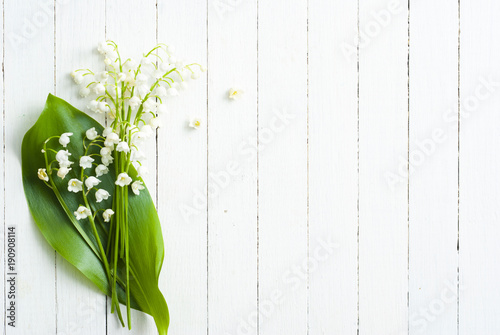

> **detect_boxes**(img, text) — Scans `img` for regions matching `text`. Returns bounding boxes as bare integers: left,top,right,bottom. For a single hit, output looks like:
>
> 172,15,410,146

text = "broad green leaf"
22,94,169,334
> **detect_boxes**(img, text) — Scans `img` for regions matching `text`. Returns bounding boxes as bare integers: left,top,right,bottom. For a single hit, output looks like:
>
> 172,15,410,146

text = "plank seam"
457,0,461,334
306,0,310,333
406,1,410,334
53,1,58,333
256,0,260,334
1,0,4,332
356,0,360,333
206,0,210,333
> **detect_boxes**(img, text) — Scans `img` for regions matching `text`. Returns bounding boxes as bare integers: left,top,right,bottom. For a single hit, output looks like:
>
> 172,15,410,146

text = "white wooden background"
1,0,500,334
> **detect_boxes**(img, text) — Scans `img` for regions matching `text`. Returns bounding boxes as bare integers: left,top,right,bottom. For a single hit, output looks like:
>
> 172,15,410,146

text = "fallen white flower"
228,88,244,100
189,118,202,129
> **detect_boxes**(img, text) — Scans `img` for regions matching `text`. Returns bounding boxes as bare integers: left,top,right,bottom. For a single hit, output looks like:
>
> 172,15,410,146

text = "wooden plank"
105,0,158,333
156,0,208,334
207,1,258,335
459,0,500,333
54,1,107,334
309,0,358,333
0,2,4,333
358,0,409,333
408,1,459,334
258,0,308,333
4,0,56,333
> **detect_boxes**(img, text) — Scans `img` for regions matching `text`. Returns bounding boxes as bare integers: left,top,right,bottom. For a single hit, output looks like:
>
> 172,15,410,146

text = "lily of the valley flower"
149,117,162,129
59,132,73,147
68,179,83,193
228,88,244,100
56,150,71,162
131,180,145,195
116,141,130,153
95,189,110,203
70,71,84,85
86,127,99,140
103,127,113,137
80,156,94,169
85,176,101,190
130,148,146,162
57,167,71,179
100,146,113,156
95,164,109,177
74,206,92,220
56,150,73,168
101,155,114,167
137,165,149,177
167,87,179,96
79,87,91,98
189,118,202,129
104,133,120,147
97,101,109,114
115,172,132,187
88,100,99,112
128,96,141,108
103,209,114,222
94,83,106,95
38,168,49,182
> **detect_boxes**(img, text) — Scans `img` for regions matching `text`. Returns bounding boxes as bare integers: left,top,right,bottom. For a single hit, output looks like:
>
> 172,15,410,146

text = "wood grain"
460,0,500,334
55,1,107,334
309,0,358,333
408,1,459,334
358,0,409,333
157,0,208,334
4,0,56,334
207,1,258,335
3,1,500,334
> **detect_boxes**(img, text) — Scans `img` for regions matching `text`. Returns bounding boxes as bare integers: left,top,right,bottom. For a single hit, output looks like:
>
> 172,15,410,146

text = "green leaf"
22,94,169,334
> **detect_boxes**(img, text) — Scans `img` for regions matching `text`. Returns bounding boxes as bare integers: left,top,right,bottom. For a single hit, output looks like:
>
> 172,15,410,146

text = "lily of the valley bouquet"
21,41,205,335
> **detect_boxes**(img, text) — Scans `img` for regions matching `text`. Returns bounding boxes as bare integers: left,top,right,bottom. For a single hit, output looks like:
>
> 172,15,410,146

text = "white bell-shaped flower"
115,172,132,187
116,141,130,153
103,209,114,222
95,164,109,177
80,156,94,169
68,179,83,193
86,127,98,140
131,180,145,195
59,132,73,148
57,167,71,179
95,189,110,203
85,176,101,190
74,206,92,220
38,168,49,182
